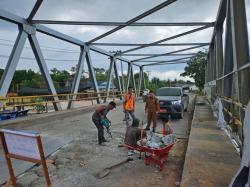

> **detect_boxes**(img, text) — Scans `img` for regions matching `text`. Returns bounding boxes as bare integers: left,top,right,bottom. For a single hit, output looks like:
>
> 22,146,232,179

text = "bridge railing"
205,0,249,154
205,61,250,152
0,90,143,113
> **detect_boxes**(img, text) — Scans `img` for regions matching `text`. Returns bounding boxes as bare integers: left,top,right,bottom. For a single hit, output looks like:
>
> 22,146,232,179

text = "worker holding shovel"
92,101,116,145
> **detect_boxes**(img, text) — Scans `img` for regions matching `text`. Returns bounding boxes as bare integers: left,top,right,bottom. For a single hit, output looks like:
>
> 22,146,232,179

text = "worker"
124,119,147,156
145,90,160,132
123,87,136,125
92,101,116,145
161,115,173,136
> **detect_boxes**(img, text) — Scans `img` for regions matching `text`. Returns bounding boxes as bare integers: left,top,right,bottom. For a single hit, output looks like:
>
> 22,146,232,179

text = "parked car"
156,87,189,119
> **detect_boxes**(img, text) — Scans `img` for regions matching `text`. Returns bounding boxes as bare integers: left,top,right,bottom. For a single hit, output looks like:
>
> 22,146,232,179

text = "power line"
0,54,106,62
0,38,80,53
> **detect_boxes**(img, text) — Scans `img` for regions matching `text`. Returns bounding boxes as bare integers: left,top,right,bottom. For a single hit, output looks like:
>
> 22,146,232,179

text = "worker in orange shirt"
123,87,136,126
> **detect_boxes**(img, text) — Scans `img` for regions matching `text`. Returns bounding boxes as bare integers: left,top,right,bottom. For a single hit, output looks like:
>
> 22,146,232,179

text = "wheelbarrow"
123,142,175,171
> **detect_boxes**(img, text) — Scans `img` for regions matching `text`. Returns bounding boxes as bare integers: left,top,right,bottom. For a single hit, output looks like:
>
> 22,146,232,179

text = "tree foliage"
181,51,207,91
94,67,107,82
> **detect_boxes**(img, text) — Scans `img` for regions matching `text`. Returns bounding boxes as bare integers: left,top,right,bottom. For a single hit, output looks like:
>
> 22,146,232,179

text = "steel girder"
91,42,210,47
29,34,62,111
215,25,224,95
139,56,194,66
138,67,143,96
0,29,27,96
0,7,139,109
122,53,197,57
113,60,122,100
230,0,250,106
210,0,227,45
87,0,177,43
215,25,223,79
0,8,133,65
105,57,116,102
131,65,137,95
141,67,146,90
85,48,101,104
222,0,233,117
143,61,187,66
27,0,43,22
31,20,214,27
122,25,212,54
120,60,125,92
132,44,207,62
126,63,132,91
67,47,87,109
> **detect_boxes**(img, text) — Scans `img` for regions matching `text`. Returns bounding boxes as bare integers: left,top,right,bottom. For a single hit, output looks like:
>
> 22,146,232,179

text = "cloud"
0,0,249,78
149,70,193,81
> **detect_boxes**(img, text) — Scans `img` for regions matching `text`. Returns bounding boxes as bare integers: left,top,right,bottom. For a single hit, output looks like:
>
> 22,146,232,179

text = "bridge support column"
126,63,131,91
0,27,27,97
104,57,115,103
113,60,122,100
222,0,234,125
120,60,125,94
230,0,250,106
230,0,250,153
138,66,143,96
215,25,224,96
131,65,137,96
142,66,146,90
67,47,86,109
86,48,101,104
29,34,62,111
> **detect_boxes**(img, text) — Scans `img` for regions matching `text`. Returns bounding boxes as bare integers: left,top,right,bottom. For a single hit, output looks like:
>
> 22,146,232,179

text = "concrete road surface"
0,95,194,187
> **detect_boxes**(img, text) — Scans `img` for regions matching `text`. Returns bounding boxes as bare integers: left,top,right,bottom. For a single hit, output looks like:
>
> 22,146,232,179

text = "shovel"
95,157,133,179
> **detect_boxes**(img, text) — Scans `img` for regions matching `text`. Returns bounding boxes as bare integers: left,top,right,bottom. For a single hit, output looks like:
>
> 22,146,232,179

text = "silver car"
156,87,189,119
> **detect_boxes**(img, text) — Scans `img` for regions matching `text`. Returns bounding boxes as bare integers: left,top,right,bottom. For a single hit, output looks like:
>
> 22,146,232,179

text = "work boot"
127,150,134,156
144,127,150,131
98,142,107,146
102,138,109,143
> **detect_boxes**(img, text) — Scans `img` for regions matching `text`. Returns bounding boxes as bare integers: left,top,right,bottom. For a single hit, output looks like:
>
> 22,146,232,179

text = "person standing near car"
123,87,136,125
145,90,160,132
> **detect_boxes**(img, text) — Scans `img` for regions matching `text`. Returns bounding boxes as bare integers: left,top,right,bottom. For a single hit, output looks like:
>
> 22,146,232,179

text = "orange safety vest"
124,93,135,110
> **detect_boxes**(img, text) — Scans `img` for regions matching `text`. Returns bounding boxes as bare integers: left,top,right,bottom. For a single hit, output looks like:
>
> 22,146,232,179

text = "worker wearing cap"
145,90,160,132
92,101,116,145
123,87,136,125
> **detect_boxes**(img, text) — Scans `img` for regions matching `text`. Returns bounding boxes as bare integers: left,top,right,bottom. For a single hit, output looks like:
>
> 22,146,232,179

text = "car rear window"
156,88,182,96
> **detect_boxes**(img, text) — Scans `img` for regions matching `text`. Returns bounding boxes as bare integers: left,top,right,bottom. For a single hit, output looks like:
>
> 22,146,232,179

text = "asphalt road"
0,95,194,187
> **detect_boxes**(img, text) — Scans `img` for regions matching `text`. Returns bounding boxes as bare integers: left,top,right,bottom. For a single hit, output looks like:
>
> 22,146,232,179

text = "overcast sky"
0,0,249,81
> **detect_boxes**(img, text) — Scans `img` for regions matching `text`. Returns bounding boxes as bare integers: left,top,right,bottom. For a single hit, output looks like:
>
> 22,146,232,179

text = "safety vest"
124,93,135,110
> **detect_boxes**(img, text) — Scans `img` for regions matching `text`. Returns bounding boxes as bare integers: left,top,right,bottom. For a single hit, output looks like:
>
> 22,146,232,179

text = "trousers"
92,118,105,144
146,112,157,132
124,110,136,125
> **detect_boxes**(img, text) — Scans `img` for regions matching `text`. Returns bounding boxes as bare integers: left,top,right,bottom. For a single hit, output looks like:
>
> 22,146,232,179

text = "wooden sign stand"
0,129,52,187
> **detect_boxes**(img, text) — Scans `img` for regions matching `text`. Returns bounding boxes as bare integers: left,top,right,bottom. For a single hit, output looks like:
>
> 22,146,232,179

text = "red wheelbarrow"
123,142,175,171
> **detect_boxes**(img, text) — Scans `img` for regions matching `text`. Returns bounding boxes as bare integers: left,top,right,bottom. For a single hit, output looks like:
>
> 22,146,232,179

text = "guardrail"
0,91,122,110
205,64,249,152
0,90,143,112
